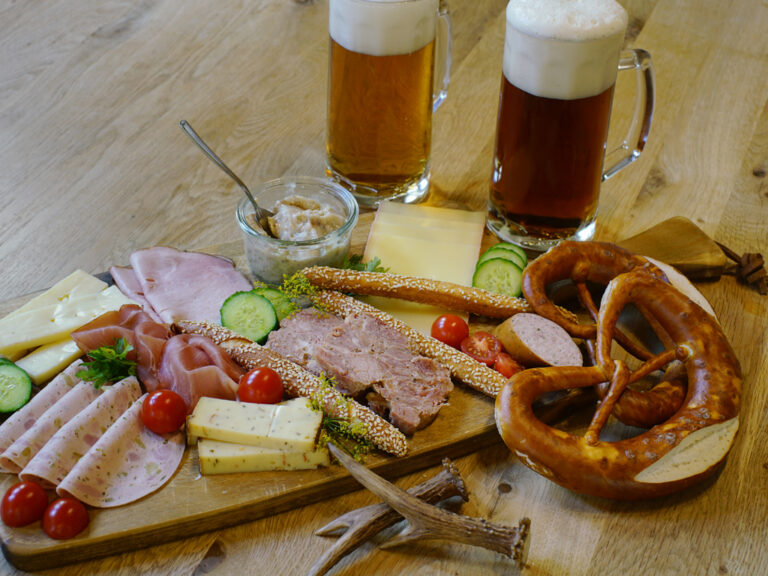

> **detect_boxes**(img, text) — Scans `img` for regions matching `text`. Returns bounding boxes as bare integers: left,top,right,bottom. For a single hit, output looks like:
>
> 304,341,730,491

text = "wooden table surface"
2,0,767,574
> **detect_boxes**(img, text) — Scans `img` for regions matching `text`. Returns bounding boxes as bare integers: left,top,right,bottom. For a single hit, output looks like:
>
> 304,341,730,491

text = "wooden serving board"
0,217,503,572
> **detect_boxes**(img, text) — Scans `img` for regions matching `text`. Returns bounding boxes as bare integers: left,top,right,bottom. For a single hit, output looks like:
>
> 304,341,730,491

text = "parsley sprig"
77,338,137,389
341,254,389,273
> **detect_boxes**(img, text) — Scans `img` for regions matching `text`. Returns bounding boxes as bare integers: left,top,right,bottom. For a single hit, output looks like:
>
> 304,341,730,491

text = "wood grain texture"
1,0,767,574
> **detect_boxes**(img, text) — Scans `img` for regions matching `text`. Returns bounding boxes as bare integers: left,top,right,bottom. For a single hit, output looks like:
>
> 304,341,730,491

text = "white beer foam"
503,0,628,100
329,0,437,57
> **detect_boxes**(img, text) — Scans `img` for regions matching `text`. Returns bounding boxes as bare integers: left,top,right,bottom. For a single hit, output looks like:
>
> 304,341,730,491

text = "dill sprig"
309,374,372,461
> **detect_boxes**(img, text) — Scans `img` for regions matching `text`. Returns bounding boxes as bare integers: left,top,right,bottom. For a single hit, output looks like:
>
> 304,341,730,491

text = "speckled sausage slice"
56,394,185,508
20,377,142,489
494,313,583,367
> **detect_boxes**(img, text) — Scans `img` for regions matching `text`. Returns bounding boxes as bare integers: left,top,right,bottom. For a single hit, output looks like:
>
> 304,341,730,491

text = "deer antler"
309,459,467,576
325,444,531,569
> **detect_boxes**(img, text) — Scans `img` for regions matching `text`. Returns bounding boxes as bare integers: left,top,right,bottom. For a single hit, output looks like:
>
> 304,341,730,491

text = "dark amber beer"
326,0,441,206
488,0,630,249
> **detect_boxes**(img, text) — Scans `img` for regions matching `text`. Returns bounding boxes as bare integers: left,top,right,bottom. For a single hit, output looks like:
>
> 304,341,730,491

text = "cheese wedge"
198,439,330,474
187,397,322,451
363,202,485,335
0,285,136,357
15,338,84,385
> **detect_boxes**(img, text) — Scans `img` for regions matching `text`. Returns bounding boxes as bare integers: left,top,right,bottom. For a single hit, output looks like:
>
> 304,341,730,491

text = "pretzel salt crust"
175,320,408,457
303,266,532,318
312,291,508,398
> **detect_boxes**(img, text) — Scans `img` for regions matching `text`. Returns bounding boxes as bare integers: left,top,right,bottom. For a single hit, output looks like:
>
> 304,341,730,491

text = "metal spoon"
179,120,275,236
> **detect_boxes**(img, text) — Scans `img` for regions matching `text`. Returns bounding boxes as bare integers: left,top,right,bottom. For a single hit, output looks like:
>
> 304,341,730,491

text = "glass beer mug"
326,0,452,207
487,0,655,250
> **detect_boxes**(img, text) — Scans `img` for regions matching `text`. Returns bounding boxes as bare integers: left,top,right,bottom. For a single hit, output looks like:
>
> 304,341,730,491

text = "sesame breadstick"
303,266,531,318
175,320,409,457
311,291,508,398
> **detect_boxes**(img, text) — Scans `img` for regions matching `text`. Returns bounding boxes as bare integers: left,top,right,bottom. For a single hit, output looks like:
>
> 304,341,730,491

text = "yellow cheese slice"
2,270,107,320
0,285,136,357
363,202,486,335
187,397,322,451
198,439,330,474
14,338,84,386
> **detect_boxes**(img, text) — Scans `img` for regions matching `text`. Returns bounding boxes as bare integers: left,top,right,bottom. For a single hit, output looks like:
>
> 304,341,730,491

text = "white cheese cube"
198,439,330,475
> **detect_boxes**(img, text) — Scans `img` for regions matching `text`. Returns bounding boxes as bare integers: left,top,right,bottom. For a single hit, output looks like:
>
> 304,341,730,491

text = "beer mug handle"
602,49,655,181
433,0,452,111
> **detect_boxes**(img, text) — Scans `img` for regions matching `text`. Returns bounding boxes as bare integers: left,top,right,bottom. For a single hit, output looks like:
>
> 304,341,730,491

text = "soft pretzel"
495,270,741,499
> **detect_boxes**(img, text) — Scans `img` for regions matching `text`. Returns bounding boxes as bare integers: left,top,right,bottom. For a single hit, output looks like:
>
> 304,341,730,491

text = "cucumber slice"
0,362,33,414
252,287,295,322
482,242,527,267
472,257,523,298
220,291,278,344
477,246,526,270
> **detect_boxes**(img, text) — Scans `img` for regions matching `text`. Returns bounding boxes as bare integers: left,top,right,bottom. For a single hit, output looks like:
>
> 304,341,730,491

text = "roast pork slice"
265,308,344,374
129,246,252,324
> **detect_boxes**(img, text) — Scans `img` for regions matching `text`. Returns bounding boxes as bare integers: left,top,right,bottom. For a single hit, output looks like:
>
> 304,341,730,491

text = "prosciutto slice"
0,360,82,471
71,304,171,392
0,381,101,473
20,377,142,489
129,246,252,324
109,265,164,323
57,394,185,508
157,334,243,412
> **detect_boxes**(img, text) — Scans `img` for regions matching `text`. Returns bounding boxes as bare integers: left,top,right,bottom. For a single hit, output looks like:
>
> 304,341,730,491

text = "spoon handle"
179,120,263,214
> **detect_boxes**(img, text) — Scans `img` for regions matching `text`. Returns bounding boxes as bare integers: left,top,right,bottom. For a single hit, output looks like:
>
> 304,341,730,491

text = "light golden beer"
488,0,629,249
326,0,439,206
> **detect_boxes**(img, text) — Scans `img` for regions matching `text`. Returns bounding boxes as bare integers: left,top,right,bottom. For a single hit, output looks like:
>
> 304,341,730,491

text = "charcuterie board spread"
0,207,743,572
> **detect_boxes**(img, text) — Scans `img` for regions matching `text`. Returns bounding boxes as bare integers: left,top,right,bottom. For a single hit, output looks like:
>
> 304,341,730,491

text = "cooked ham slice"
0,360,82,472
265,308,344,374
20,377,142,489
0,381,101,473
56,394,185,508
129,246,252,324
157,334,243,413
110,265,164,323
71,304,171,392
267,310,453,435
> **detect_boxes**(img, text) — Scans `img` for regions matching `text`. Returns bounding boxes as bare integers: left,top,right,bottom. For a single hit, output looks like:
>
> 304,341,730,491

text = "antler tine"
309,459,467,576
326,444,531,569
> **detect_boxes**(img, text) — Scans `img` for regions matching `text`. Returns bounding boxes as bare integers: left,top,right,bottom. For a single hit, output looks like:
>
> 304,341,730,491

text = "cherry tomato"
42,498,89,540
238,367,284,404
141,390,187,435
431,314,469,349
494,352,524,378
1,481,49,528
460,331,503,366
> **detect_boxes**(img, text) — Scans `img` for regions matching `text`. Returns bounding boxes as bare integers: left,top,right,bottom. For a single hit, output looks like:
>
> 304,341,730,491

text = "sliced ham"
110,265,164,323
56,394,185,508
20,377,142,489
157,334,243,412
129,246,252,324
71,304,171,392
0,381,101,473
0,360,82,471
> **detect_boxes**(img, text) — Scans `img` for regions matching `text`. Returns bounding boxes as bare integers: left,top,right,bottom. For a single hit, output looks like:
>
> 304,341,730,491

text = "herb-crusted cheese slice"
187,397,322,451
198,439,329,474
268,398,323,452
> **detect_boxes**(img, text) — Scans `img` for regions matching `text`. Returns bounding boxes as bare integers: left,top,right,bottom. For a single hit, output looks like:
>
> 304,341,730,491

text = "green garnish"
309,374,373,461
77,338,137,389
341,254,389,273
